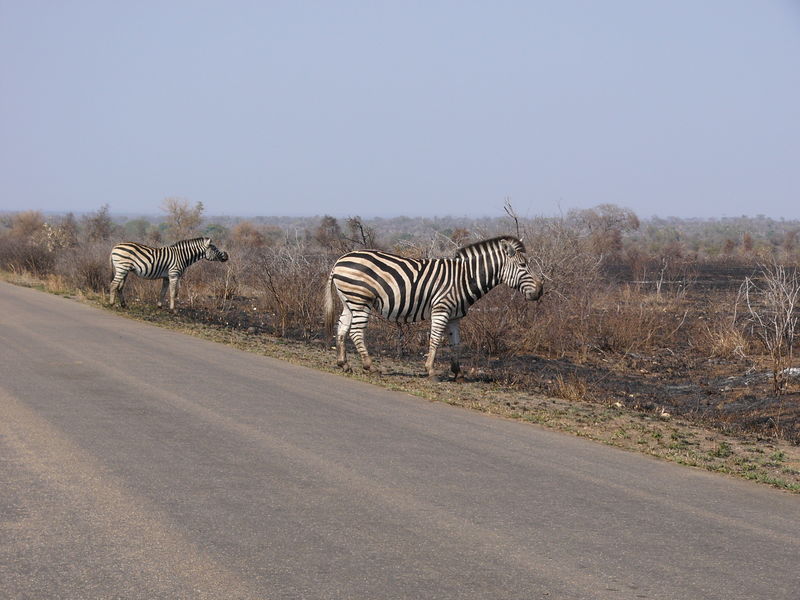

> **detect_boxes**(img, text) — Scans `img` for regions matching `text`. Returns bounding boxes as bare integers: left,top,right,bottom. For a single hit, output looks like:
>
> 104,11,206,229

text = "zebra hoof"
341,363,353,373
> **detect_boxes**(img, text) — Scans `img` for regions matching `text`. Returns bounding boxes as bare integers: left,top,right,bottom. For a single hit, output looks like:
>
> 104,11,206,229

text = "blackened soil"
491,351,800,443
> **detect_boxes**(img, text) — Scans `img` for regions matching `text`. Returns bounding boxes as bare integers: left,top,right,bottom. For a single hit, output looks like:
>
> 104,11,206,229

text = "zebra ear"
204,238,212,248
501,239,517,257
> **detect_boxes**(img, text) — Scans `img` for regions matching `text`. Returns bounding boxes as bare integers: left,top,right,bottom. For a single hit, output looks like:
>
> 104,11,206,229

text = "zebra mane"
168,237,211,248
454,236,526,259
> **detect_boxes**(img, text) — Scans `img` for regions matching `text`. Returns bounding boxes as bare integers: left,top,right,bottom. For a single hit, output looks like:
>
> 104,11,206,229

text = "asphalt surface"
1,280,798,600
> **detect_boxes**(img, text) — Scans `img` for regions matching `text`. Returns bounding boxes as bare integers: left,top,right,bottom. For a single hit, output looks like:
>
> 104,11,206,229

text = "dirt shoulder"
6,272,800,493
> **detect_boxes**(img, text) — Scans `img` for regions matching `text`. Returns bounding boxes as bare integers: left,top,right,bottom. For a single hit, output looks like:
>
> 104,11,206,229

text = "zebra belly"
377,302,432,323
124,262,169,279
131,264,170,279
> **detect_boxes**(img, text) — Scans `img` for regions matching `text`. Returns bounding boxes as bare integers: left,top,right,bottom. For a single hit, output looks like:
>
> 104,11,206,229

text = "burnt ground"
492,351,800,444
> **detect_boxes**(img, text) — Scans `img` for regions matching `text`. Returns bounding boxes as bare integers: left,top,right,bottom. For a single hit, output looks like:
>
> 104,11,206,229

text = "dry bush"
520,280,688,361
461,286,532,356
55,242,108,292
505,215,697,361
566,203,640,259
314,215,379,255
10,211,46,238
162,197,204,240
82,205,115,242
0,235,55,276
114,272,161,305
700,318,750,360
242,242,329,338
230,221,267,248
739,264,800,393
43,215,79,250
366,319,430,360
210,262,242,311
509,216,603,359
694,293,751,359
625,252,697,299
390,231,461,259
586,284,689,355
0,212,54,276
167,259,233,311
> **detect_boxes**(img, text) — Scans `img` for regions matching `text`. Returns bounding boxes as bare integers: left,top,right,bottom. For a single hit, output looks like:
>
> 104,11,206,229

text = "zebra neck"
462,253,502,300
173,240,206,264
185,253,204,266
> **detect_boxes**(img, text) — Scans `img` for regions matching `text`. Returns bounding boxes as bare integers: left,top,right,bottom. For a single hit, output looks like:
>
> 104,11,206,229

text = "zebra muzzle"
525,288,543,302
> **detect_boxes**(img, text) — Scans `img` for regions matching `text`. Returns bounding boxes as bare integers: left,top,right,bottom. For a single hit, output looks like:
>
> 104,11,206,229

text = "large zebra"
109,237,229,310
324,236,543,379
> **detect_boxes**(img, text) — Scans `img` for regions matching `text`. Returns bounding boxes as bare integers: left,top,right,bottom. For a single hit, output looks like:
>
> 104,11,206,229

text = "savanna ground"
2,202,800,492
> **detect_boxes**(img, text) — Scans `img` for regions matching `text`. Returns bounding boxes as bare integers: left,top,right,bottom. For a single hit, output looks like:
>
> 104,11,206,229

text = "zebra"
324,236,543,379
109,237,229,310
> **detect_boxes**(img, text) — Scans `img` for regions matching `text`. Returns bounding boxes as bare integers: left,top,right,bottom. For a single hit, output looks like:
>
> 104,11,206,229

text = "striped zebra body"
324,236,543,379
109,237,228,310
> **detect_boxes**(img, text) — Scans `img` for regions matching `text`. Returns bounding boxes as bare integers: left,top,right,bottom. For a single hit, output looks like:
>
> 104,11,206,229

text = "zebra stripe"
109,237,228,310
324,236,543,379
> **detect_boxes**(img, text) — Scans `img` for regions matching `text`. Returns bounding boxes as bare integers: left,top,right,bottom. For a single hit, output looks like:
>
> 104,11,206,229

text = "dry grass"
700,314,751,359
550,373,590,402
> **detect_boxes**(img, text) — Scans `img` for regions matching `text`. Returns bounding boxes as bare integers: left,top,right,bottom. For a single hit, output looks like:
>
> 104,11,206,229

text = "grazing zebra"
324,236,543,379
109,237,229,310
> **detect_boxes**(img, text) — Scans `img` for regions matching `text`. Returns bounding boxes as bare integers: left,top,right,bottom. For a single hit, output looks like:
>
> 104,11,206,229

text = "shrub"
243,243,329,338
56,243,108,292
0,236,55,276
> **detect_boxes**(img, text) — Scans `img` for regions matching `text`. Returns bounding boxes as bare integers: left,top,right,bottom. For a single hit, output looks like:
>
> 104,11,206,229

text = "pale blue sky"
1,1,799,219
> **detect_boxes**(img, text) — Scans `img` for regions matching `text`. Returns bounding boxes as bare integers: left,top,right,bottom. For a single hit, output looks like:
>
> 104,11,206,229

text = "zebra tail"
323,274,337,338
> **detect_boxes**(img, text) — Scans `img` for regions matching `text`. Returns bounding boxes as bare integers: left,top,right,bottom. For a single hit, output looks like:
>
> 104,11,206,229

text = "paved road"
1,281,798,599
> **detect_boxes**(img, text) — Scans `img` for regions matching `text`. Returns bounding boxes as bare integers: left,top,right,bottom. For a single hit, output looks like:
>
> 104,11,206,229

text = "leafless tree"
740,264,800,393
345,216,379,249
162,197,204,240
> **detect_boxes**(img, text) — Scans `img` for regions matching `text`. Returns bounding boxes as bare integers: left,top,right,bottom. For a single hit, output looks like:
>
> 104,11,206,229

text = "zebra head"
203,238,229,262
499,238,543,302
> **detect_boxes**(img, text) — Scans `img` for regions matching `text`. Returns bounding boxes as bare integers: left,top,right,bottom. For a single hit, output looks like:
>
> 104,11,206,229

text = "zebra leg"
347,307,373,372
110,271,128,308
335,306,353,372
157,278,169,309
109,277,118,306
425,311,450,379
447,319,464,381
168,276,179,311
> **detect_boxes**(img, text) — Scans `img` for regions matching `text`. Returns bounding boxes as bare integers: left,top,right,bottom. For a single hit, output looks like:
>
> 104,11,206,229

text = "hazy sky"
1,1,799,219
